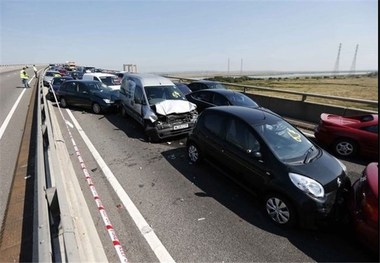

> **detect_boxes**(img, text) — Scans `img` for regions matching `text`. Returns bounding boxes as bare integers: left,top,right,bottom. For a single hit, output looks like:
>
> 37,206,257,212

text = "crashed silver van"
119,73,198,141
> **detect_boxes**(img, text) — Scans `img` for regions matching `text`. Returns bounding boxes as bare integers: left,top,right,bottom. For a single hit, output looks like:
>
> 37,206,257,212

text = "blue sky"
1,0,378,73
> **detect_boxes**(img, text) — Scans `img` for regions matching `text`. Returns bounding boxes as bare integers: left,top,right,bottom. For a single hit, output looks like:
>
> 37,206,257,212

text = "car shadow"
161,146,378,262
104,112,190,144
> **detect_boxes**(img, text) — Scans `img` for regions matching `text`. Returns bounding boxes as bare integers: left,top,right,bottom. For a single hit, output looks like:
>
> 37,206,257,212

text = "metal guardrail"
35,67,81,262
165,75,378,108
34,68,53,261
34,67,109,262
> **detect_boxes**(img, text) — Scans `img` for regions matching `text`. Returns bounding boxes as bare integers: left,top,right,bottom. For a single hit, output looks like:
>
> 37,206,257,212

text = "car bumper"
296,177,351,229
348,178,379,253
146,122,196,139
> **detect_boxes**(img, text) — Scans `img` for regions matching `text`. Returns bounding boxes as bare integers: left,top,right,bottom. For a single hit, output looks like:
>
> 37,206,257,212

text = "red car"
314,113,378,159
348,162,378,254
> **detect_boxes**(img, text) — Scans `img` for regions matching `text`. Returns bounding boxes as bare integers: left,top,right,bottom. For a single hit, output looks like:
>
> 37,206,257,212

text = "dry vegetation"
218,75,378,112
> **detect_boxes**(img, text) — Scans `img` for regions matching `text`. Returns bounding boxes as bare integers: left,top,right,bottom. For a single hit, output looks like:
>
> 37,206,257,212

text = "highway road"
1,68,377,262
0,67,38,229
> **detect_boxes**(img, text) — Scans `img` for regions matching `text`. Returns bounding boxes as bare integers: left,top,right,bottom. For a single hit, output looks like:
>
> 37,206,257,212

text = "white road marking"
65,109,175,263
0,88,27,140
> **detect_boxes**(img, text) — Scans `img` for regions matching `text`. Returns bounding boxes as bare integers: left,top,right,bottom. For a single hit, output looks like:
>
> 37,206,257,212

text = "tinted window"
226,93,259,108
203,112,225,138
62,82,77,92
78,83,88,93
193,91,212,102
134,85,144,104
226,118,260,151
212,93,229,106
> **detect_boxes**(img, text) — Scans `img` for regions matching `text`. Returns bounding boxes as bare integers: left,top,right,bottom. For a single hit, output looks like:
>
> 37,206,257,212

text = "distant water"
249,71,374,79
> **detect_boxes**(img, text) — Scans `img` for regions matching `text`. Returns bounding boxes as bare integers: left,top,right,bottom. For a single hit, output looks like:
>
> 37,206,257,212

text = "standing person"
33,65,38,78
20,67,30,88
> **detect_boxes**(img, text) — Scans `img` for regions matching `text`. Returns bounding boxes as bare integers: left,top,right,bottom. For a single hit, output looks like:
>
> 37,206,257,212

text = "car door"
212,93,230,106
62,81,78,105
222,117,269,191
198,111,228,162
76,82,92,108
126,79,145,125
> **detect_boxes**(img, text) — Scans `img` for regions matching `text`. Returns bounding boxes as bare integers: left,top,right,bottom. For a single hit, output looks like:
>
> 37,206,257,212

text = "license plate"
173,123,189,130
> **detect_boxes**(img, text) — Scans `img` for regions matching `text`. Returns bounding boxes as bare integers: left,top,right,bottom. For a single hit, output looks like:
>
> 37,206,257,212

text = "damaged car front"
143,85,198,141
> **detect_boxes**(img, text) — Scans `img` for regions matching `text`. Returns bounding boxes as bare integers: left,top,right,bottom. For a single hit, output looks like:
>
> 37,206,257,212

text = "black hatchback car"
187,106,351,228
186,89,260,112
188,80,227,92
56,80,119,114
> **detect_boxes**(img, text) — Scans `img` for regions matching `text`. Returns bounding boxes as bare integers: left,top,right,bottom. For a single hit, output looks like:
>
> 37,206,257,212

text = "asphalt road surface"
1,67,377,262
50,98,376,262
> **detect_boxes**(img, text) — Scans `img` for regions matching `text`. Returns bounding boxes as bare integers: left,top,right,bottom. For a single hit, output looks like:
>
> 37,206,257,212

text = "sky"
0,0,378,73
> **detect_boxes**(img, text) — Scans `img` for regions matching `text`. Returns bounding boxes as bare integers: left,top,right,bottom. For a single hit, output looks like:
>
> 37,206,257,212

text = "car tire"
92,103,102,114
120,106,127,118
60,97,67,108
187,141,202,164
144,121,159,143
264,193,296,227
332,138,357,157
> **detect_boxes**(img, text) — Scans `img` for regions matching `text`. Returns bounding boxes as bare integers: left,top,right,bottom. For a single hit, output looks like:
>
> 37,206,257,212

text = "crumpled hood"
154,100,197,115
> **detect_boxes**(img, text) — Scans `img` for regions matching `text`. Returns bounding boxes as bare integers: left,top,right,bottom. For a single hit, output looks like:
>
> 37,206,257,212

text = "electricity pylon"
350,44,359,74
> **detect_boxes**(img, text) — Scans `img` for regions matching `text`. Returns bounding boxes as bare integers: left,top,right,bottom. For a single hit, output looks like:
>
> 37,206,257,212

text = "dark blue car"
56,80,119,114
47,76,73,100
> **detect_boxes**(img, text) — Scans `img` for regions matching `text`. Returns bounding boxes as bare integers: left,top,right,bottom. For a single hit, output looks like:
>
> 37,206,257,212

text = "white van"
82,72,121,90
119,73,198,142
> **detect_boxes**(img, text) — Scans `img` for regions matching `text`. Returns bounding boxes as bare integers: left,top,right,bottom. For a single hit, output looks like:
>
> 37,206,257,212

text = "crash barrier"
165,76,378,123
34,68,107,262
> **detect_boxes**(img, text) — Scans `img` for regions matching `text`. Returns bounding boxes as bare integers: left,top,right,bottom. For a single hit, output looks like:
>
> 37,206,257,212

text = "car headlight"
103,99,114,104
289,173,325,199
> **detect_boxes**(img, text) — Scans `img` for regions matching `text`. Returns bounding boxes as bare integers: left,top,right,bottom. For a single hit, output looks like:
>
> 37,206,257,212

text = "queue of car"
43,66,378,254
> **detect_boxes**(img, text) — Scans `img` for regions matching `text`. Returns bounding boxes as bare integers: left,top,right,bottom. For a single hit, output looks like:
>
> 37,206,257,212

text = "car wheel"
333,138,357,157
187,141,202,164
60,97,67,108
92,103,102,114
144,122,159,142
264,193,296,227
120,106,127,118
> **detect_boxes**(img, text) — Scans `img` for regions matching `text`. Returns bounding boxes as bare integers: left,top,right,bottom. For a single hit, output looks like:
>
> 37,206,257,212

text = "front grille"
158,111,197,124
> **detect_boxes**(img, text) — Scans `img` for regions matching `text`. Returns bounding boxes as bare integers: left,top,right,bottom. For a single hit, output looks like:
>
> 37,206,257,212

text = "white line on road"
66,109,176,263
0,76,37,140
0,88,27,140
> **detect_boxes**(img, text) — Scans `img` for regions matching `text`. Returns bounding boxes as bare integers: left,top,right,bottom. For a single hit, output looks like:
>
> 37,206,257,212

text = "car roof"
83,72,116,77
203,106,279,126
123,73,174,86
64,79,98,84
190,89,239,96
190,80,221,84
53,76,73,79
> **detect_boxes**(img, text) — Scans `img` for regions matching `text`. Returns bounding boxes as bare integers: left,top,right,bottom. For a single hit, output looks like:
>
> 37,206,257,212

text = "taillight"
361,183,379,224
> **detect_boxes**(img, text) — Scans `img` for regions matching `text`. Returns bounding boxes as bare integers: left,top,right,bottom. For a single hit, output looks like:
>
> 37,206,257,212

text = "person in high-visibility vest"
20,67,30,88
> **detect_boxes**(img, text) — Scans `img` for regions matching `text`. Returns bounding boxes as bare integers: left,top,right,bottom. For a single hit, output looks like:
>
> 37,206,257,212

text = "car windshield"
254,119,315,162
227,93,259,107
145,85,185,105
100,76,120,86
